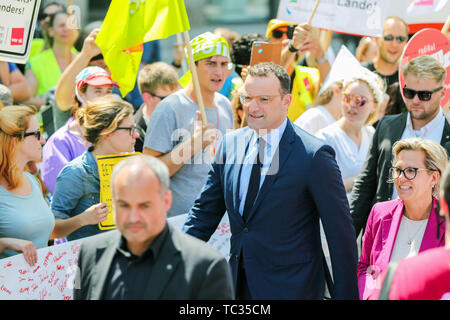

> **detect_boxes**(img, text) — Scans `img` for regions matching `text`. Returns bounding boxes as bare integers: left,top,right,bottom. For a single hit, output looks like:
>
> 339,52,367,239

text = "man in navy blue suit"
183,62,358,300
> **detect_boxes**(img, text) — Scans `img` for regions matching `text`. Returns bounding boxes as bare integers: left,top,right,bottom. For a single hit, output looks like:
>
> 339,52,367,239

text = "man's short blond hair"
138,62,179,94
403,55,446,85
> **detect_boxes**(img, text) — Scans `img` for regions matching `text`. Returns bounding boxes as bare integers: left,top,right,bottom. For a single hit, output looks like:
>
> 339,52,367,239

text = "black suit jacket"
74,224,234,300
349,112,450,237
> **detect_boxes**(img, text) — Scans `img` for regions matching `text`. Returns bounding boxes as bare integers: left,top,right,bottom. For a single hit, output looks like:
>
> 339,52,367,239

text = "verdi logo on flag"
96,0,190,97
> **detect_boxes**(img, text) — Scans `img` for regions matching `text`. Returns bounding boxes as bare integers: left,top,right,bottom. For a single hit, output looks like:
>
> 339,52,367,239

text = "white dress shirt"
238,119,287,216
392,109,446,199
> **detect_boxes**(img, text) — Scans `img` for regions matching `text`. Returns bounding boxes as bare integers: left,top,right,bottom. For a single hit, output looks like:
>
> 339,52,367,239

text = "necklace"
405,217,428,246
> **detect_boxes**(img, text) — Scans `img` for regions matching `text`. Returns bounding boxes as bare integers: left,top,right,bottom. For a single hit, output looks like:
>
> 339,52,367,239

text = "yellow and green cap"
178,32,230,88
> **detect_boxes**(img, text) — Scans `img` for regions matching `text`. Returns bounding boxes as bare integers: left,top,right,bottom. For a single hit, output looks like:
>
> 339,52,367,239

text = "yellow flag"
96,0,190,97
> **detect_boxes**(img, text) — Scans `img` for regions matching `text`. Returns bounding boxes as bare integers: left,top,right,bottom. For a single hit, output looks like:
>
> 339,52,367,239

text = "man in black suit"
350,55,449,238
74,155,234,300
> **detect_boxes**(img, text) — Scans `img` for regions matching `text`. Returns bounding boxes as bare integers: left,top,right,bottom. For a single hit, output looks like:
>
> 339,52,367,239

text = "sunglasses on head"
383,34,406,43
271,25,296,39
402,85,443,101
343,93,369,107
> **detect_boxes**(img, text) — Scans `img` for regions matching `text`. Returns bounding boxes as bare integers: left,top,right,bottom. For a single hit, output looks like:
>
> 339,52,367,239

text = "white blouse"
316,122,375,179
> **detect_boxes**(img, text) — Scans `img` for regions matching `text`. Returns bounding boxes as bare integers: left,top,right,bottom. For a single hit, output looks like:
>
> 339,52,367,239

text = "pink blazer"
357,198,445,300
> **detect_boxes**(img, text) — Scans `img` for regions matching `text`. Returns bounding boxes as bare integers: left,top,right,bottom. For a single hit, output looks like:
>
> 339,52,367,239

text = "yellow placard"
97,152,140,230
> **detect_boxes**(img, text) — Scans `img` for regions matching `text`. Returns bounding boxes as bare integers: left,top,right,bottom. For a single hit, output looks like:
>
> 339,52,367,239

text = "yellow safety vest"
287,65,320,123
27,48,78,96
29,38,45,60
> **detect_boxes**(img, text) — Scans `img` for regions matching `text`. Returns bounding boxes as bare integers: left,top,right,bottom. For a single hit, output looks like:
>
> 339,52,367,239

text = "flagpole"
441,14,450,37
68,0,73,64
176,33,188,73
307,0,321,25
183,31,207,124
183,30,215,159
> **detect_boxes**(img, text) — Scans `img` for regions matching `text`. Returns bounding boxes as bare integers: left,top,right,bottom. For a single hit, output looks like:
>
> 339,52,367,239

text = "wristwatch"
288,40,299,53
316,53,328,63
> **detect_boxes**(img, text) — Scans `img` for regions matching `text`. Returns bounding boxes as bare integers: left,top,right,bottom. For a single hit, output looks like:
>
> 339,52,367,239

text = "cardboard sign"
277,0,449,37
250,42,282,66
0,239,83,300
0,0,41,64
97,152,140,230
399,28,450,108
0,213,231,300
395,0,450,33
320,45,366,94
277,0,389,37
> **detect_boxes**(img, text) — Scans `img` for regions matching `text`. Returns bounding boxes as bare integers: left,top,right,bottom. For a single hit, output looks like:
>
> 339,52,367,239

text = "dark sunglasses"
115,125,137,136
272,25,296,39
402,85,443,101
149,92,168,100
19,130,42,140
343,93,369,107
383,35,407,43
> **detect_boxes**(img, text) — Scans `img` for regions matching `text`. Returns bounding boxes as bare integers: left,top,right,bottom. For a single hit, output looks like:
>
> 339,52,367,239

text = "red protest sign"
399,28,450,108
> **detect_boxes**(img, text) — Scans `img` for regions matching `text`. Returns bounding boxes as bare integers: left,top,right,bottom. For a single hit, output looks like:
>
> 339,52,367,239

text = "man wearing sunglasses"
362,16,409,90
350,55,449,239
133,62,179,152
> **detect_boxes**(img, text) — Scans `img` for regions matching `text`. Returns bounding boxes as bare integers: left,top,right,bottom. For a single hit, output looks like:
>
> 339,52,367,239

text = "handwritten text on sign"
0,213,231,299
0,240,83,300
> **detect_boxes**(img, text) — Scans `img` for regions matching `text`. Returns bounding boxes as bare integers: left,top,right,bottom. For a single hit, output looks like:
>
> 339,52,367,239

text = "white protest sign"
0,213,231,299
167,213,231,261
0,0,41,64
320,45,365,94
0,238,83,300
277,0,389,37
396,0,450,33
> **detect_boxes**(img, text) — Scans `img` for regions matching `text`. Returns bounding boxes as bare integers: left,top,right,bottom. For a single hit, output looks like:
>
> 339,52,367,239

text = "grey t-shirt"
143,90,234,217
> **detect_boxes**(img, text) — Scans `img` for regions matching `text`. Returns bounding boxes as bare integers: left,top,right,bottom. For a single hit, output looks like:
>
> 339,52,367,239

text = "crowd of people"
0,2,449,300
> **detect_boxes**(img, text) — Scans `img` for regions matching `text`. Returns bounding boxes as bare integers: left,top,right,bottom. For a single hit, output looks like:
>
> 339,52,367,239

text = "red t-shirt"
371,247,450,300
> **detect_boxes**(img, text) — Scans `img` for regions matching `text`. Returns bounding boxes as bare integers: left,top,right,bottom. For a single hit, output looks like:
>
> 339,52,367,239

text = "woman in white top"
316,69,385,196
294,80,343,135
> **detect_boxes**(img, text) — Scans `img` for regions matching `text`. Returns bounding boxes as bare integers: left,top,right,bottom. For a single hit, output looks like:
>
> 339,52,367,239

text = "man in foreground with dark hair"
184,62,358,300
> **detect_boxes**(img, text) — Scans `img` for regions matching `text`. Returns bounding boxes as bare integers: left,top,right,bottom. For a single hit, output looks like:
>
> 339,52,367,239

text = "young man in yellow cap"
143,32,234,217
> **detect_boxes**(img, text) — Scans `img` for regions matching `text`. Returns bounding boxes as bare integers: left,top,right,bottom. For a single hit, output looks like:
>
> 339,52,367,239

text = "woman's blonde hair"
75,95,134,147
313,80,343,107
392,138,448,198
0,105,38,189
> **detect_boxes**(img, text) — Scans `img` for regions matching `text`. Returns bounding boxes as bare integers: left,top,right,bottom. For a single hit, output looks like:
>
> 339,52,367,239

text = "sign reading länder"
0,0,41,64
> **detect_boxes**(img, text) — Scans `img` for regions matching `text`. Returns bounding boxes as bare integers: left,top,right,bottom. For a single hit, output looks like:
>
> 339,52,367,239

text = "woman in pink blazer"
358,138,447,300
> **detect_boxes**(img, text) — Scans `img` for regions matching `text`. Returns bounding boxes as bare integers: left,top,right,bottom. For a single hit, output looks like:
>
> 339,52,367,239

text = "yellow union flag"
96,0,190,97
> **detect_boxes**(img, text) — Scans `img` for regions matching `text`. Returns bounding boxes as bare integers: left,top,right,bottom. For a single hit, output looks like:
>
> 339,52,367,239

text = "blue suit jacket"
183,120,359,299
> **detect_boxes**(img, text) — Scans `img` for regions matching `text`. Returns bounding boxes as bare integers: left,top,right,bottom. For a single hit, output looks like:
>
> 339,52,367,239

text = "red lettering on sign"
53,251,67,263
0,285,11,295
